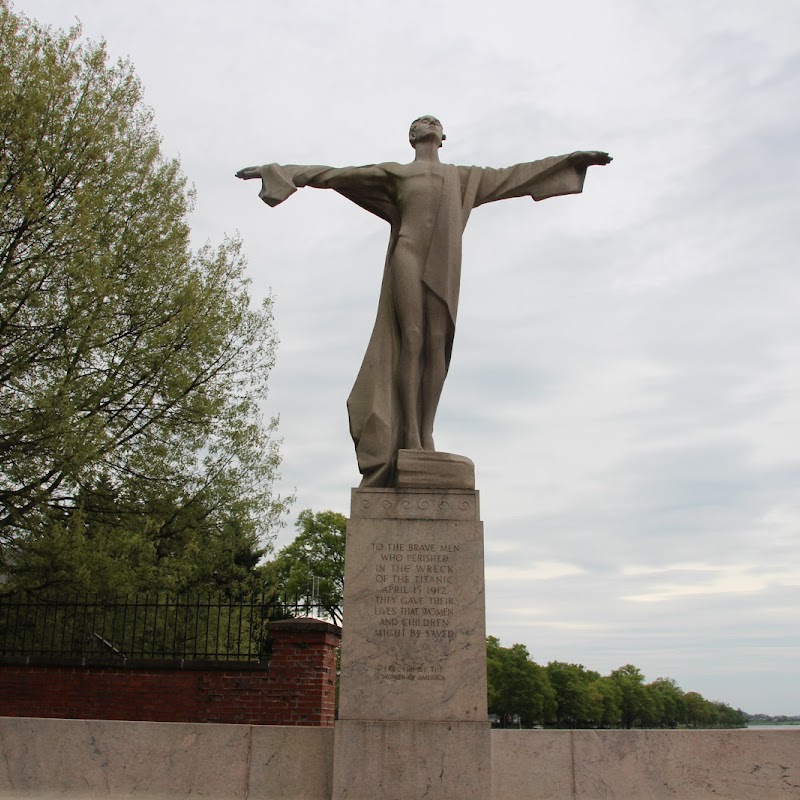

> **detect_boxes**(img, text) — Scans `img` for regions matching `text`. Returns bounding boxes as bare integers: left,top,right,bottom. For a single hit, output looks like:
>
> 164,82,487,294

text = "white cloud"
622,562,720,576
486,562,586,582
622,561,800,602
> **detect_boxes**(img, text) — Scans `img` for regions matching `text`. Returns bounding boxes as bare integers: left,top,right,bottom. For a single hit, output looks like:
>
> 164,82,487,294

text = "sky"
14,0,800,716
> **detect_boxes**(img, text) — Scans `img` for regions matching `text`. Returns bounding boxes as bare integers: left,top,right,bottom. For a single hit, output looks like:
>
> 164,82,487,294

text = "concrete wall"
0,718,797,799
0,717,333,800
492,728,800,799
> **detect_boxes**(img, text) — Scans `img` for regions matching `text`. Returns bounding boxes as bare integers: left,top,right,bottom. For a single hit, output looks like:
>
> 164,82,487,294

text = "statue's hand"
571,151,612,168
235,165,264,180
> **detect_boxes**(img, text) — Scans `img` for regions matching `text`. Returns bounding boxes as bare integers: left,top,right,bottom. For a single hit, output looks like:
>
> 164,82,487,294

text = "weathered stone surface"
492,729,800,800
249,726,334,800
351,487,479,521
572,728,800,799
492,729,573,800
332,720,491,800
395,449,475,489
333,487,490,800
1,718,799,799
338,489,487,723
0,716,251,799
238,119,611,487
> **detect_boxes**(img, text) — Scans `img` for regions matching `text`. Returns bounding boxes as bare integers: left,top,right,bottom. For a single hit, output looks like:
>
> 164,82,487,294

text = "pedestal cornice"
351,487,480,521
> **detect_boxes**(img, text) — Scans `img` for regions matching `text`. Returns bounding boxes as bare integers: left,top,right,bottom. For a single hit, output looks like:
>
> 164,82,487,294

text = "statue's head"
409,116,445,148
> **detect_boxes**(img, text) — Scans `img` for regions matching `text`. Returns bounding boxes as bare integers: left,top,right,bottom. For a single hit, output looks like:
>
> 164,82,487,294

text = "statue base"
395,449,475,489
332,486,489,800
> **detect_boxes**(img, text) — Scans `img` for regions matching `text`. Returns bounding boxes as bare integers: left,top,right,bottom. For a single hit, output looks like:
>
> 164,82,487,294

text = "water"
745,724,800,730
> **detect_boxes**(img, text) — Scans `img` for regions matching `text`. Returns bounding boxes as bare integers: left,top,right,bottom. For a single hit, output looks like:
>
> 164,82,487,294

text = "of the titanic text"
371,540,463,680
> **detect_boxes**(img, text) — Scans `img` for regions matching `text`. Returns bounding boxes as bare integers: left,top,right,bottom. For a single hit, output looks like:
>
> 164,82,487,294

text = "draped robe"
256,155,589,486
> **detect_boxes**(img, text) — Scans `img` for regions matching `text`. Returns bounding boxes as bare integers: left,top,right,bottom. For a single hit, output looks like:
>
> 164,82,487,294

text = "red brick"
0,621,340,726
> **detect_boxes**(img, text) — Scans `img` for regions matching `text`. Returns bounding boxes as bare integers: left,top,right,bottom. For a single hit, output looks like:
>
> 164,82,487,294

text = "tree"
263,510,346,624
586,676,622,727
648,678,686,728
712,701,746,728
0,4,288,594
683,691,712,727
546,661,602,727
609,665,659,728
487,637,555,727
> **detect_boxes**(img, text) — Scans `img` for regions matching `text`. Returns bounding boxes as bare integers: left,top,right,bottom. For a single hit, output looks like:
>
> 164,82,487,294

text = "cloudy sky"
16,0,799,716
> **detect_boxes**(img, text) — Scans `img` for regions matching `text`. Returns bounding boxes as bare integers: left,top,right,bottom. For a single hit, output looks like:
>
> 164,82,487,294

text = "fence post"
266,618,341,726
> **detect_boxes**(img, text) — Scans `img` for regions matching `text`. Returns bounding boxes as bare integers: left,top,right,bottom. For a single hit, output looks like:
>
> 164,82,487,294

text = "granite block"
491,730,574,800
0,717,250,799
573,729,800,799
1,718,798,799
249,725,334,800
332,719,491,800
339,489,487,722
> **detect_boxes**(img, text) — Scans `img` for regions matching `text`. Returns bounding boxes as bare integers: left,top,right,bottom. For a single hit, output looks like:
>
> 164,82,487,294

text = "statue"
237,116,611,487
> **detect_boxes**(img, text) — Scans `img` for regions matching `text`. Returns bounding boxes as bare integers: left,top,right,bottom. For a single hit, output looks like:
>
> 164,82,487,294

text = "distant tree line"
487,636,747,729
746,714,799,725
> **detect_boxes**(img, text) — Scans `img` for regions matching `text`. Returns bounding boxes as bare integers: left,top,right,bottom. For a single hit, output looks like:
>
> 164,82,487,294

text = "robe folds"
257,155,588,487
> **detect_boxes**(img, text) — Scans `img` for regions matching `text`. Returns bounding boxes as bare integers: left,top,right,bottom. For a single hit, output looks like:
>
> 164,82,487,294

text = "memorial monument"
238,117,610,800
237,116,611,488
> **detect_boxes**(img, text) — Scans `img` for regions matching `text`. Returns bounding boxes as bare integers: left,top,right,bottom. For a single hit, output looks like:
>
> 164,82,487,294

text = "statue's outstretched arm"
467,151,612,207
235,164,339,206
235,166,265,180
236,163,390,208
569,151,612,168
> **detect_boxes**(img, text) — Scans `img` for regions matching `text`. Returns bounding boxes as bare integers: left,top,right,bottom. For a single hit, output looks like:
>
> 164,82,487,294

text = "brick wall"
0,617,340,726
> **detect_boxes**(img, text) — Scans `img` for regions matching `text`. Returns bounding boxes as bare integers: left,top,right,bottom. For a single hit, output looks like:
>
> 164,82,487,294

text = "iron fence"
0,592,323,662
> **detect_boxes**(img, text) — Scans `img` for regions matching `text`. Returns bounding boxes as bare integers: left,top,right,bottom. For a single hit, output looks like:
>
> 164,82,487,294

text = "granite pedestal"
332,488,490,800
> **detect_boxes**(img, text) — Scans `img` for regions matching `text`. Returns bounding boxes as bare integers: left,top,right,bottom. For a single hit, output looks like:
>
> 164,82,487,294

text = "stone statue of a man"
237,116,611,487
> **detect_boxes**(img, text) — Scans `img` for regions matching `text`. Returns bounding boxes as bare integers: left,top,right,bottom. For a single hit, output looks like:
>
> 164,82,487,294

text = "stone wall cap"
0,655,271,671
267,617,342,637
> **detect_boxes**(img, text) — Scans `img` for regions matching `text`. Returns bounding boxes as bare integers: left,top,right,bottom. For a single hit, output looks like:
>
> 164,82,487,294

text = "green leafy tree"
0,4,288,594
487,637,555,727
683,691,712,727
648,677,686,728
587,675,623,727
681,693,745,728
483,646,747,731
546,661,604,727
713,701,746,728
610,664,659,728
263,510,346,624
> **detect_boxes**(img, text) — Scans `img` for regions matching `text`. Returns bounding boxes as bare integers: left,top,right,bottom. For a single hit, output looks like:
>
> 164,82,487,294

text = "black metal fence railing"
0,592,323,663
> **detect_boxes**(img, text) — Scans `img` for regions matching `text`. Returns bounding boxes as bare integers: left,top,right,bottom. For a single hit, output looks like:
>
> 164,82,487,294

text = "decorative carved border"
351,489,480,521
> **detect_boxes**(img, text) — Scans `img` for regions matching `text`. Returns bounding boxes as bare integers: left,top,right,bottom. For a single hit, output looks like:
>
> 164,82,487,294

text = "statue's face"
409,116,445,147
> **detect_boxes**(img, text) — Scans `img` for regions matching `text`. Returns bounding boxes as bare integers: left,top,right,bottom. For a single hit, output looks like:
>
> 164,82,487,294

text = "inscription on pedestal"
339,489,487,721
373,541,457,653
